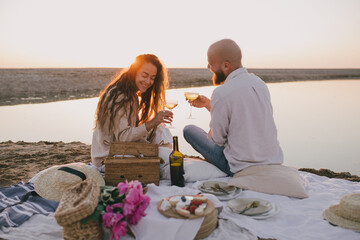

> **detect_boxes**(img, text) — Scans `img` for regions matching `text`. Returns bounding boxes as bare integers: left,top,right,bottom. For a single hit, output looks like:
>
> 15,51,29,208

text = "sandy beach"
1,141,359,188
0,141,91,187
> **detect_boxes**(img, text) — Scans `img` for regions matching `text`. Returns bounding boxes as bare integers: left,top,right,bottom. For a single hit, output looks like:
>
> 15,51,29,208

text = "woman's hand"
145,110,173,131
187,95,211,111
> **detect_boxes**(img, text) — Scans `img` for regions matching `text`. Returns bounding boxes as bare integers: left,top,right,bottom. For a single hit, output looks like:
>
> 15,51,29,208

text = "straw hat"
34,163,105,202
323,193,360,232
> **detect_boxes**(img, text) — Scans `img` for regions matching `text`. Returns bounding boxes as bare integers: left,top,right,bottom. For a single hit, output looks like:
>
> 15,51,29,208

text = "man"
183,39,283,176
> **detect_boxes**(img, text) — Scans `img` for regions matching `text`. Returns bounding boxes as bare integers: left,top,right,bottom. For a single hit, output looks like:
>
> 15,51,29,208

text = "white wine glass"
164,99,178,128
184,92,199,119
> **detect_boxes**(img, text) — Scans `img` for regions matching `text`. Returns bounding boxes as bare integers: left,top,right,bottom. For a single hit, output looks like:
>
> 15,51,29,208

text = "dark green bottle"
169,136,185,187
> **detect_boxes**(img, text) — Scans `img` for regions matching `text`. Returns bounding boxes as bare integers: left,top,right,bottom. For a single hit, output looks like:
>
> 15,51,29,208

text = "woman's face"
135,62,157,93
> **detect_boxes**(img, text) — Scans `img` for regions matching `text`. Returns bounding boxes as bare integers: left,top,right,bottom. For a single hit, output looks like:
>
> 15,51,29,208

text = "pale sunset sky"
0,0,359,69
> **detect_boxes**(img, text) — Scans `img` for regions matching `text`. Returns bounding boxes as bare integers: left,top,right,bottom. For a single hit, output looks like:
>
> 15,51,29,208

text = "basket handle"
122,146,142,158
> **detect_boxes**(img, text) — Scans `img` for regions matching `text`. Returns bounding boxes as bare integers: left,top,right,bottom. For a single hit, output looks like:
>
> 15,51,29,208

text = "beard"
212,70,226,86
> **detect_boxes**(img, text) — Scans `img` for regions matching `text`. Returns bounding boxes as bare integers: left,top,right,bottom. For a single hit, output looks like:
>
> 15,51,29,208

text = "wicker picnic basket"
54,178,103,240
62,220,103,240
104,142,161,186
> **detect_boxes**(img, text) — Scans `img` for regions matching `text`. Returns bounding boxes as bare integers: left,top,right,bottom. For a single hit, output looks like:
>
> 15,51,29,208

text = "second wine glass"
184,92,199,119
164,99,178,128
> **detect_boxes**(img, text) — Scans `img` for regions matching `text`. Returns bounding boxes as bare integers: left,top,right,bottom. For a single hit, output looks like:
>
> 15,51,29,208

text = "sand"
0,141,91,187
1,141,359,188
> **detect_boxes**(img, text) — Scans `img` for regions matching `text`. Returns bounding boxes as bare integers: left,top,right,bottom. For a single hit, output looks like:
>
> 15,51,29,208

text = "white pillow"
184,158,227,182
160,157,227,182
158,146,172,166
228,164,308,198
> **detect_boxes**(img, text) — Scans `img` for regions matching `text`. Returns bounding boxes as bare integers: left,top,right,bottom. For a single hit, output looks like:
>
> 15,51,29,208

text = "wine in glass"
164,99,178,128
184,92,199,119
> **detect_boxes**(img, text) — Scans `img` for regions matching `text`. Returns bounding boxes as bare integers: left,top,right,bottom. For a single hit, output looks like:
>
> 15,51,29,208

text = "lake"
1,80,359,175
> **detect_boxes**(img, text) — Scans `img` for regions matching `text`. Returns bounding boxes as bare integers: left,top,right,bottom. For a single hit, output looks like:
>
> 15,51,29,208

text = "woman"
91,54,173,170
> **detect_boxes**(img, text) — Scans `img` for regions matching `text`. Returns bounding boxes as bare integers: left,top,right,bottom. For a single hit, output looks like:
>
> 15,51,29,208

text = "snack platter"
158,194,214,219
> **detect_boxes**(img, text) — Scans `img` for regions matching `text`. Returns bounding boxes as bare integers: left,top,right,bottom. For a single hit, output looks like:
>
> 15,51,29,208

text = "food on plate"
160,199,172,211
195,205,205,216
176,207,191,217
193,196,207,203
161,195,208,218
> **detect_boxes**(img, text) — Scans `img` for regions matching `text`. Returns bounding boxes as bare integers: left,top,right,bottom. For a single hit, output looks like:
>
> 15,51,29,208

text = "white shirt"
210,68,283,173
91,94,149,167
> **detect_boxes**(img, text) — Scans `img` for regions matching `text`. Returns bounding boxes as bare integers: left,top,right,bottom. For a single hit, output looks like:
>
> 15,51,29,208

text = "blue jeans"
183,125,234,176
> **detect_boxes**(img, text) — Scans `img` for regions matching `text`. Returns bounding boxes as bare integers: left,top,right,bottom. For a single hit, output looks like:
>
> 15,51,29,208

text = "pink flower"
102,212,114,229
106,205,113,213
125,188,141,205
128,180,142,192
102,204,124,226
126,195,150,225
123,201,136,216
101,180,151,240
117,181,129,195
110,216,127,240
112,203,124,210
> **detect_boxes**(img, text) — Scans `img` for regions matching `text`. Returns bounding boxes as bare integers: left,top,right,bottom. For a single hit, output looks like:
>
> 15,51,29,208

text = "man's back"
210,68,283,173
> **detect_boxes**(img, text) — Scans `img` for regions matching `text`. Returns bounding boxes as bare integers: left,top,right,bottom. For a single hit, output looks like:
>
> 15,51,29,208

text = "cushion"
228,164,308,198
184,158,227,182
158,146,172,166
160,157,227,182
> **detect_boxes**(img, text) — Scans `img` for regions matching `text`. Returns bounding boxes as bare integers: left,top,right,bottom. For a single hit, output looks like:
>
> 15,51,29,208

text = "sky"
0,0,359,69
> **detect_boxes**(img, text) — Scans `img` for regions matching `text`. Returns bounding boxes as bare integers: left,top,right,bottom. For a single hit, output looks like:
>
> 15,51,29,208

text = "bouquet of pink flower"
82,180,150,240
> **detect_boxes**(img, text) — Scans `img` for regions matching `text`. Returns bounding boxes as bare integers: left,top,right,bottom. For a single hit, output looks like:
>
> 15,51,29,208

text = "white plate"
251,203,279,220
199,181,237,196
227,198,272,216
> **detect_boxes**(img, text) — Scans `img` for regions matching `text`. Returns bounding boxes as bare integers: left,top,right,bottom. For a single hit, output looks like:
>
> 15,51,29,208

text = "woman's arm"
145,110,173,131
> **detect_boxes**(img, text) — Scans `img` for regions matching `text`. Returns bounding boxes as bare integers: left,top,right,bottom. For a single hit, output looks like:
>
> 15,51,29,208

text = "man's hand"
187,95,211,111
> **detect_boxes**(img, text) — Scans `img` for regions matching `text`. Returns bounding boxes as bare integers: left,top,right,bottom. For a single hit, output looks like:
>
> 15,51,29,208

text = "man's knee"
183,124,196,140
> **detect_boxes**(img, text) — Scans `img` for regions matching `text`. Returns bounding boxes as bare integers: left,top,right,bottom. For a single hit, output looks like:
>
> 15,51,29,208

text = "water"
0,80,359,175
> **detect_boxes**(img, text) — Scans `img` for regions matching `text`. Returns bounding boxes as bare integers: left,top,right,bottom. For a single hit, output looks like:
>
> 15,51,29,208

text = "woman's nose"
146,77,154,85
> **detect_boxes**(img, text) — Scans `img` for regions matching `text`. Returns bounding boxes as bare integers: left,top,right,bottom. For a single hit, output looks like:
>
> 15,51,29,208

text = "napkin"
129,184,205,240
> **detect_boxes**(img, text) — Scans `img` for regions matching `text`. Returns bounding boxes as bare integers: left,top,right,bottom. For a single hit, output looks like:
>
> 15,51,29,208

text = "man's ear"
222,61,231,75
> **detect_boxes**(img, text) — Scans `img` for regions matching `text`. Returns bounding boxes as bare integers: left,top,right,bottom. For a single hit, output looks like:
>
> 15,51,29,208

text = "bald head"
207,39,242,70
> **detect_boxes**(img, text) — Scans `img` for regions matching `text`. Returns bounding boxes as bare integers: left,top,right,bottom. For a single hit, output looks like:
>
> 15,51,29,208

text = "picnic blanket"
1,171,359,240
0,182,58,227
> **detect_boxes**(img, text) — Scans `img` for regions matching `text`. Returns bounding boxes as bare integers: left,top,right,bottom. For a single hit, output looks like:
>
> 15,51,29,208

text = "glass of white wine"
184,92,199,119
164,99,178,128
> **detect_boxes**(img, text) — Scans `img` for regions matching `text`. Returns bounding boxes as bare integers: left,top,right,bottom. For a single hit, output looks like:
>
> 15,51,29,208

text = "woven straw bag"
54,178,103,240
55,178,100,225
62,220,103,240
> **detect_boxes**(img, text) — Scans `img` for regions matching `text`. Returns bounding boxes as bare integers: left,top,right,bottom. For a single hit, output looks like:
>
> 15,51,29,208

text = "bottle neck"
173,136,179,152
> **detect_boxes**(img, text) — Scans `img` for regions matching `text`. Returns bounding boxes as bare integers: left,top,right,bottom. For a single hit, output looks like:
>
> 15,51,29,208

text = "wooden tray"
157,195,215,219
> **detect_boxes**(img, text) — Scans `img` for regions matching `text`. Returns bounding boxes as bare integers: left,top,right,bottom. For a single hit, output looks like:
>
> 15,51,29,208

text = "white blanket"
1,172,359,240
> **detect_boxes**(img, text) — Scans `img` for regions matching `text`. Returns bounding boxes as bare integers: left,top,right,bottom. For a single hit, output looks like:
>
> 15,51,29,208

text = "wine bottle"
169,136,185,187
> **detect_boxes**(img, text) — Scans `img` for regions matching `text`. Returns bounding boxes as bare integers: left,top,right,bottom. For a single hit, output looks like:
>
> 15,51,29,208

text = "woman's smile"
136,62,157,93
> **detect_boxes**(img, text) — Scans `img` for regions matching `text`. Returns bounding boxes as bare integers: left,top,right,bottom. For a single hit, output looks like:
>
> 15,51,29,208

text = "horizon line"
1,67,360,70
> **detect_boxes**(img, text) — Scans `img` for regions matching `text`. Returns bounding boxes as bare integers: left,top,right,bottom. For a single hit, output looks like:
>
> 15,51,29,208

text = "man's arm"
210,92,229,146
